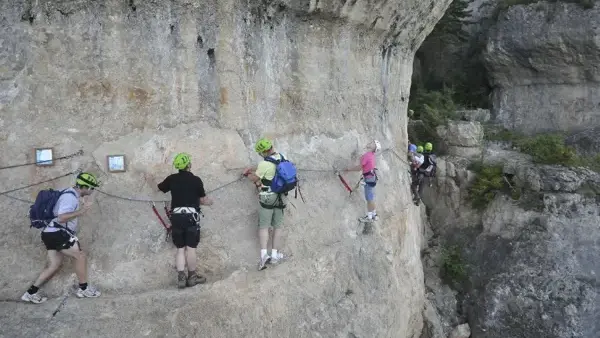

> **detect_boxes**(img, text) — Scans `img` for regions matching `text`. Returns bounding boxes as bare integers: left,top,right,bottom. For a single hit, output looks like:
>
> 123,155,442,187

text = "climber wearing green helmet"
243,137,290,271
422,141,437,186
157,152,214,289
22,172,101,304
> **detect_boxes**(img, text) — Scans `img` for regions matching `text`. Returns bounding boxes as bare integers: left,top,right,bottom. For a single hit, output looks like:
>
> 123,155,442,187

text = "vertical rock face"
485,2,600,133
0,0,451,337
421,119,600,338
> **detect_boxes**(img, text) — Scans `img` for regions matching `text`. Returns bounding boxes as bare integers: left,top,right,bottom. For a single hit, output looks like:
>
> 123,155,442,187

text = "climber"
410,146,426,205
242,138,290,271
21,172,102,304
157,152,214,289
345,139,381,223
408,143,417,162
422,142,437,187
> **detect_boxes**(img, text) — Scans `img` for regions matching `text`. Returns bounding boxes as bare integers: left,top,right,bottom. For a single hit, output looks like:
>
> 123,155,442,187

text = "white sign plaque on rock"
35,148,54,166
107,154,126,173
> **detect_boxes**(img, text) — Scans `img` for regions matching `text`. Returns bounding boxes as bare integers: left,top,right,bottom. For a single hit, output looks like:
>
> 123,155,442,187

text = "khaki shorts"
258,192,286,229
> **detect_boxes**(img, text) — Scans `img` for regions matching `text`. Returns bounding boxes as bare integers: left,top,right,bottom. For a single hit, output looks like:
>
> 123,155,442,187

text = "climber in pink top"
345,139,381,222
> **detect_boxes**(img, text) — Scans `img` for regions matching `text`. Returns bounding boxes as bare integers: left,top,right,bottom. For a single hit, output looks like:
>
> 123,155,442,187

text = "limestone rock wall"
485,2,600,133
0,0,451,337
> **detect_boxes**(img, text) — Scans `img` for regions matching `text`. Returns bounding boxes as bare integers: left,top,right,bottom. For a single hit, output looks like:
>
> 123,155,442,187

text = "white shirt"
43,188,80,233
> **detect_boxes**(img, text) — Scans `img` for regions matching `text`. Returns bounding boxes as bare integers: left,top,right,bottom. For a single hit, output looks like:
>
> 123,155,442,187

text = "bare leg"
185,247,197,272
175,248,186,271
259,228,269,250
271,228,282,251
60,244,87,284
367,201,376,212
32,251,64,287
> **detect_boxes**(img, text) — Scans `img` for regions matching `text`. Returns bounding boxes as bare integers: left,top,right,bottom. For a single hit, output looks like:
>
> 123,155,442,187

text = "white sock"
367,211,373,219
271,249,278,258
373,210,377,216
261,249,268,259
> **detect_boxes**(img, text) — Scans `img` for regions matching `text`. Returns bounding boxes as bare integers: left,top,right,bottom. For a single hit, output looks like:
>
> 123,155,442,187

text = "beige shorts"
258,193,286,229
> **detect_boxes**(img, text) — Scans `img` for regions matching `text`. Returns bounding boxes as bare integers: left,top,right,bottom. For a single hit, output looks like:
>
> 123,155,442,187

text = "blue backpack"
29,189,76,229
264,154,298,194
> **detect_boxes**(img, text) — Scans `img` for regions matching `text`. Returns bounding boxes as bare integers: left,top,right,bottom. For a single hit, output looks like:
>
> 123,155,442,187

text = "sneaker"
177,271,187,289
76,285,101,298
21,291,47,304
186,272,207,287
358,215,374,223
258,255,270,271
269,252,286,265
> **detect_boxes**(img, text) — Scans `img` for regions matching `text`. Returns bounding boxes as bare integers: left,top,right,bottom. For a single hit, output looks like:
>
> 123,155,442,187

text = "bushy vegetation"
486,127,599,170
466,163,507,210
441,245,468,286
408,86,458,147
410,0,490,144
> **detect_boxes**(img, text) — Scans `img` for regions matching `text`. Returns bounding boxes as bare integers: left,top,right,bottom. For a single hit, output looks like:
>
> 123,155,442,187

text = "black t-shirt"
157,171,206,210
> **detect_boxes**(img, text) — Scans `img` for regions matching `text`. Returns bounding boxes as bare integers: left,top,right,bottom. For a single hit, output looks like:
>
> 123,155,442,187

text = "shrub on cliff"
515,134,579,166
408,86,458,147
467,163,506,210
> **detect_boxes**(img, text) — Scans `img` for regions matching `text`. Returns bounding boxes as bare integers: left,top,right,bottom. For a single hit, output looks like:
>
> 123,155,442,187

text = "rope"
0,147,411,205
95,176,246,203
0,150,84,170
0,171,77,197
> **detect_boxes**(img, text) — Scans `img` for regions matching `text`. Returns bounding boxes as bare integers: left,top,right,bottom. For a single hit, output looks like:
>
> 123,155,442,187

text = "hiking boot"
21,291,47,304
186,272,207,287
177,271,187,289
258,255,270,271
76,285,101,298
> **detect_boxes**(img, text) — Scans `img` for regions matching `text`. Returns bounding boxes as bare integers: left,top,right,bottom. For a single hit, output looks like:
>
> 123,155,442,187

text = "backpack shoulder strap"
60,189,77,197
264,154,282,165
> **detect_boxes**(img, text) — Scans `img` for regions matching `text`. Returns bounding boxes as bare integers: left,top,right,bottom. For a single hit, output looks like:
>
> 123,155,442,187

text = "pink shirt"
360,151,376,175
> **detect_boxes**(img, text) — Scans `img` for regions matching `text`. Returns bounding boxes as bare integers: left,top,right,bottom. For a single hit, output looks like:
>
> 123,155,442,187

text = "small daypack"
264,154,298,194
29,189,76,229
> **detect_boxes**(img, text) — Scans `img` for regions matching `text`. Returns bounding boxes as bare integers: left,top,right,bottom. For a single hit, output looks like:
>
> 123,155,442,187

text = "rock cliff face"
485,2,600,133
0,0,451,337
421,120,600,338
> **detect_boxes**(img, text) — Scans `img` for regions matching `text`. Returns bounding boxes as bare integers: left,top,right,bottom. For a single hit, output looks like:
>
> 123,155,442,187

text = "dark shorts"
170,213,200,248
41,230,78,251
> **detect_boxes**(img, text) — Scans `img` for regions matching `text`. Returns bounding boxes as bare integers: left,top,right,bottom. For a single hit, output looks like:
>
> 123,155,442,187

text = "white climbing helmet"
373,140,381,153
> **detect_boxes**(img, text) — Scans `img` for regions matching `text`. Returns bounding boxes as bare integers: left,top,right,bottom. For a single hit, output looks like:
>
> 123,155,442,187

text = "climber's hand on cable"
242,167,253,177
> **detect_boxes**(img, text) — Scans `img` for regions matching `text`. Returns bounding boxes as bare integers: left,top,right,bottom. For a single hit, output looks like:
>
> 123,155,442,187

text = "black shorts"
170,213,200,249
41,230,78,251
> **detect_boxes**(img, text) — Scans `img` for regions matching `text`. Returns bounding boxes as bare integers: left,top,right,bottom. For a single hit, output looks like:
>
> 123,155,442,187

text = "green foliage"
515,134,579,166
408,86,458,147
412,0,490,113
428,0,473,43
484,127,598,169
441,245,467,285
467,163,506,210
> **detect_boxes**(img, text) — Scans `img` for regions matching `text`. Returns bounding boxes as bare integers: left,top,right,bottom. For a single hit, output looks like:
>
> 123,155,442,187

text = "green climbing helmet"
76,172,99,188
417,145,424,153
173,152,191,170
254,138,273,154
425,142,433,152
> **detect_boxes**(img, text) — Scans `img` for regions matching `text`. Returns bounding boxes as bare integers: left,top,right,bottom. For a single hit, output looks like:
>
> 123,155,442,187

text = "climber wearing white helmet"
345,139,381,222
